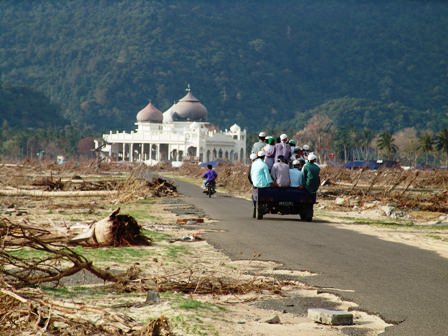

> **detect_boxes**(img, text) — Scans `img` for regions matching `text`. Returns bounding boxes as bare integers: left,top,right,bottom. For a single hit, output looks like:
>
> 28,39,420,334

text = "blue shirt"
250,159,273,188
202,169,217,182
289,168,303,187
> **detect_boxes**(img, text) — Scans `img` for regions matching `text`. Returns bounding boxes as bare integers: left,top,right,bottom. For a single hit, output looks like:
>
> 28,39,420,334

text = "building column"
141,143,145,161
130,143,134,162
122,143,126,161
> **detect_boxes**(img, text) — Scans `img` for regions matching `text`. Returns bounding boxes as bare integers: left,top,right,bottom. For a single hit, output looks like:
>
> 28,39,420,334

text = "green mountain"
1,1,447,132
0,83,67,129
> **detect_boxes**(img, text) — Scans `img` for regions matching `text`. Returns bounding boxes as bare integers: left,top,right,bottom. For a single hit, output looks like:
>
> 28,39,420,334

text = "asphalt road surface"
175,180,448,336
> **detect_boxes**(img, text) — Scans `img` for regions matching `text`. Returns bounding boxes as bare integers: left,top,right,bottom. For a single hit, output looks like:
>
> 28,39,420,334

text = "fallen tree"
0,217,120,288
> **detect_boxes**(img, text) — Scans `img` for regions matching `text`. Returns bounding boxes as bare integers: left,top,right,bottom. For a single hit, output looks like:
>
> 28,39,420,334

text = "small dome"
136,101,163,123
230,123,241,133
171,87,208,122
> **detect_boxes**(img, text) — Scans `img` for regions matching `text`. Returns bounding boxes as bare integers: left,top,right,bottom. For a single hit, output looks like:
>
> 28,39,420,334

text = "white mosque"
97,86,246,166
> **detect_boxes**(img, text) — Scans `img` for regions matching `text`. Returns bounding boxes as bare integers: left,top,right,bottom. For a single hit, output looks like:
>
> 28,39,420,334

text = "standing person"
290,146,304,162
247,153,258,185
289,159,304,188
288,139,296,158
302,153,320,201
250,151,272,188
263,136,276,171
302,144,310,160
274,134,292,163
270,155,290,187
251,132,267,154
201,164,217,193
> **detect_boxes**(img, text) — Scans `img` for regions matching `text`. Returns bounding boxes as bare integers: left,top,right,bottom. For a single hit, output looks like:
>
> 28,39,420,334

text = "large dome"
162,103,176,123
136,101,163,123
171,88,208,122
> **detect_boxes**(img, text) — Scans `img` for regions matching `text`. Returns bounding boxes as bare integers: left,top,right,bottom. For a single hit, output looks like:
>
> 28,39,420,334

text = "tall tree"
435,128,448,166
294,114,334,162
394,128,419,166
417,131,434,165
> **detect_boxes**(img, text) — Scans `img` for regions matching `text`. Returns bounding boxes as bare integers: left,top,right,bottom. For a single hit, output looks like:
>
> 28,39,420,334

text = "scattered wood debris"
175,218,204,224
140,315,174,336
146,177,177,197
0,284,138,335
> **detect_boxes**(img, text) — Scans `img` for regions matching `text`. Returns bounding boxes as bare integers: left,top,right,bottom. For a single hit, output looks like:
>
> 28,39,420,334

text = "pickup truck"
252,187,315,221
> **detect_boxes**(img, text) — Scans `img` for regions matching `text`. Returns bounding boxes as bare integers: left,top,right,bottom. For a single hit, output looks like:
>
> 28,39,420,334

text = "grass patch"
165,245,190,259
117,198,160,221
164,292,225,312
322,211,448,230
42,285,108,299
71,246,155,263
8,231,174,263
427,234,448,242
8,248,50,260
142,229,171,242
170,314,219,336
122,209,160,221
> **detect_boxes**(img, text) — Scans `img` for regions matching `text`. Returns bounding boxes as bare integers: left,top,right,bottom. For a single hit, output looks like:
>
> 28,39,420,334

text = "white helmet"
258,132,266,137
280,134,288,140
303,144,310,151
308,153,317,161
249,153,257,161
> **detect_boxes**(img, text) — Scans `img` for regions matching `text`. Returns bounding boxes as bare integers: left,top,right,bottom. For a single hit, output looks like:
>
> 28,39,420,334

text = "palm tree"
435,128,448,167
376,131,398,160
417,132,434,165
359,128,374,160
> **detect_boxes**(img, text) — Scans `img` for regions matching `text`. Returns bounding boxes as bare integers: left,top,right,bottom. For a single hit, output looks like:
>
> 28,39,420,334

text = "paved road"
175,180,448,336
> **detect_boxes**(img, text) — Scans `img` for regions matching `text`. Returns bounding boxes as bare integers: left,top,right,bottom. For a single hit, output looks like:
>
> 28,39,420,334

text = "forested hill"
1,1,447,133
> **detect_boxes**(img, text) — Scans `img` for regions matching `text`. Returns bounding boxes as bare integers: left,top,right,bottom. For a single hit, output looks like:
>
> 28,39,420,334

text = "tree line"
289,114,448,167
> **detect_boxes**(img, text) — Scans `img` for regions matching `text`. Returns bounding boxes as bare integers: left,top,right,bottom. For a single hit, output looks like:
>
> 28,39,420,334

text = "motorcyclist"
202,164,217,193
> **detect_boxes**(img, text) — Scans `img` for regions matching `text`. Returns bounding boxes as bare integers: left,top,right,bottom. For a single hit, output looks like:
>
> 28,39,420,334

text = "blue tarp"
345,160,400,170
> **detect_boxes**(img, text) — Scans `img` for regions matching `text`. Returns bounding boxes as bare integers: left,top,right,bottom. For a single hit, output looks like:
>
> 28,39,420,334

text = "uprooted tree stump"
72,208,152,247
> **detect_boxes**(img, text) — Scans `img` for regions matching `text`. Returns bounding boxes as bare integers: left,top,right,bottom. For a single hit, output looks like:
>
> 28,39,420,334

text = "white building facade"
99,87,246,165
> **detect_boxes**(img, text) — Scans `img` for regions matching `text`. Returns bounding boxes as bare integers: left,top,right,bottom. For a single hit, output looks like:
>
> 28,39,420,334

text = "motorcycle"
205,181,216,198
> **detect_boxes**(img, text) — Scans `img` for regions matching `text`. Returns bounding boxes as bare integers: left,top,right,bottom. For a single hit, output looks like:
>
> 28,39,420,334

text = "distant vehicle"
344,160,400,170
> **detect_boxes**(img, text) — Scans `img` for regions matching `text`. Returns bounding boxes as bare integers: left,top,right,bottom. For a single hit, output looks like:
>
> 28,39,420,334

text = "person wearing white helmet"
250,150,272,188
263,136,276,171
251,131,267,154
302,152,320,201
302,144,311,159
247,153,258,184
274,133,292,163
289,159,304,188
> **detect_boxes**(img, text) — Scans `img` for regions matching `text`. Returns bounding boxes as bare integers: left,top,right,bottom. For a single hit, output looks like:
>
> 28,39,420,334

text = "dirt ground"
1,160,447,335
